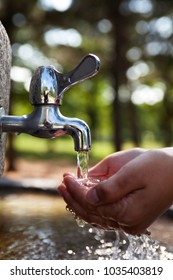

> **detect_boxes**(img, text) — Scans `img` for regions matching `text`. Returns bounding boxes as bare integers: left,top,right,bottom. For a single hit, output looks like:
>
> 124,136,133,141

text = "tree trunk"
127,101,140,146
0,21,11,177
109,0,131,151
109,0,122,151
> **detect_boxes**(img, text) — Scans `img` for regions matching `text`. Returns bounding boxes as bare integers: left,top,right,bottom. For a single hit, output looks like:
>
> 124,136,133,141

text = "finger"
59,183,119,230
63,175,88,200
63,172,76,178
88,153,121,179
59,182,89,219
88,152,123,179
58,181,120,230
88,160,110,181
88,148,145,179
86,160,145,206
58,183,72,206
62,175,97,212
96,200,124,220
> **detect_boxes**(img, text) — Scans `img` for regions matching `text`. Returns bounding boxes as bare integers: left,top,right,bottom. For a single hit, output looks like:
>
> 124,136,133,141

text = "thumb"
86,161,143,205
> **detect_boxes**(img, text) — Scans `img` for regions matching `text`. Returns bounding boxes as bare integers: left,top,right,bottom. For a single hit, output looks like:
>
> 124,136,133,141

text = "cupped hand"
58,148,173,235
58,148,145,230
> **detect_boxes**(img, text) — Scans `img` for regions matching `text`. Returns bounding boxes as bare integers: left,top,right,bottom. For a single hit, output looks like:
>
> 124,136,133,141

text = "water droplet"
67,249,75,255
75,216,87,228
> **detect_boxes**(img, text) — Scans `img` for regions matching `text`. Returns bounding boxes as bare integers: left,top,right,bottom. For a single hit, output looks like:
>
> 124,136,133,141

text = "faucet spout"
0,106,91,151
63,116,91,152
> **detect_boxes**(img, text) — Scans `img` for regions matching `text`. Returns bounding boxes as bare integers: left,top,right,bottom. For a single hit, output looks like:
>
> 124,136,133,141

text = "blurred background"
1,0,173,260
1,0,173,173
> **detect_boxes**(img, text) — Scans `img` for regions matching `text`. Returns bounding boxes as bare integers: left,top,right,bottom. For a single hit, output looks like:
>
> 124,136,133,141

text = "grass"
10,132,164,165
11,134,115,164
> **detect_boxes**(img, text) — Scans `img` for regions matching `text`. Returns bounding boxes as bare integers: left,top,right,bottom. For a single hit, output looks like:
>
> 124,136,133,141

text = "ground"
4,158,77,180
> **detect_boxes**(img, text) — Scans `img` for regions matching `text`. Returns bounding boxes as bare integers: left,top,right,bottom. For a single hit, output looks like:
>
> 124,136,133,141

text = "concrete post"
0,21,11,176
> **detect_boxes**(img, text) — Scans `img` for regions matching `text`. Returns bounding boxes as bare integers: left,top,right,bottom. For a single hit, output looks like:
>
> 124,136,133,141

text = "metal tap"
0,54,100,151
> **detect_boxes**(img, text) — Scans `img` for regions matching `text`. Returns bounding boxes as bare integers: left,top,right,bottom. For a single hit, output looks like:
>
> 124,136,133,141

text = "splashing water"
66,151,173,259
86,227,173,260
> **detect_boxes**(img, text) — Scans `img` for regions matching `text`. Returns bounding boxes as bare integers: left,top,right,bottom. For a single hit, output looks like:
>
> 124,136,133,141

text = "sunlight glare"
129,0,153,15
131,85,164,105
11,66,31,83
40,0,73,12
44,28,82,47
126,47,142,62
155,17,173,38
97,19,112,33
126,61,150,80
145,41,169,56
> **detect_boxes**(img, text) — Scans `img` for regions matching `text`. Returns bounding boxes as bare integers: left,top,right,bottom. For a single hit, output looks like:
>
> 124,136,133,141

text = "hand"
58,148,145,230
58,148,173,235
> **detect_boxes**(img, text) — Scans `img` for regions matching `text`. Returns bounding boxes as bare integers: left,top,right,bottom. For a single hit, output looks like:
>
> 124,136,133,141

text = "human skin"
58,148,173,235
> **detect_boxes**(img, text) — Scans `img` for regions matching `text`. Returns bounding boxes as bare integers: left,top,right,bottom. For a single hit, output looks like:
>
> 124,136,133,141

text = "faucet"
0,54,100,151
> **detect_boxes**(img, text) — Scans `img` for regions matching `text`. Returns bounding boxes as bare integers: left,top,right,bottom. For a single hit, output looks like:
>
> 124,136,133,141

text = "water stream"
77,151,89,179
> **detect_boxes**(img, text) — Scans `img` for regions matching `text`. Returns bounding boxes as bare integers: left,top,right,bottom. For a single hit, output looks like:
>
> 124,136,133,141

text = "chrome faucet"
0,54,100,151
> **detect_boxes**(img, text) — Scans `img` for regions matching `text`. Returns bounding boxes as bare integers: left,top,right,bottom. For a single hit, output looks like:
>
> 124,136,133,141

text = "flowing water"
77,151,89,179
75,151,100,227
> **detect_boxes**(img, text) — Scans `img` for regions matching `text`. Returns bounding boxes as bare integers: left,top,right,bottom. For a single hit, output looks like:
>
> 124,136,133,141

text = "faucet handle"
29,54,100,105
63,53,100,87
